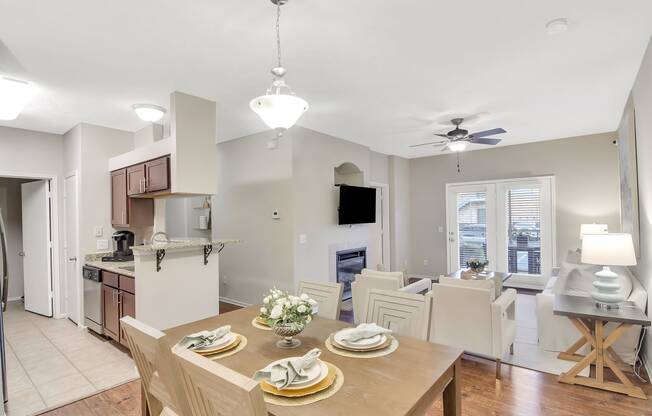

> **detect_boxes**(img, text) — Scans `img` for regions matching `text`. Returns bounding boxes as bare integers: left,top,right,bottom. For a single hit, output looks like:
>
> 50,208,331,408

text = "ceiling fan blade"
410,140,448,148
469,138,502,145
434,134,451,138
468,128,506,138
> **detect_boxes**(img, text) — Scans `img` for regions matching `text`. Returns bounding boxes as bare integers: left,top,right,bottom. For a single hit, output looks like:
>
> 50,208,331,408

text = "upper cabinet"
111,167,154,227
109,92,216,197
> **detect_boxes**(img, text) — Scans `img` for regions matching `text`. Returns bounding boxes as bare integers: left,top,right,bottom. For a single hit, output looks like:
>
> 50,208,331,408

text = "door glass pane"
456,191,487,268
506,188,541,275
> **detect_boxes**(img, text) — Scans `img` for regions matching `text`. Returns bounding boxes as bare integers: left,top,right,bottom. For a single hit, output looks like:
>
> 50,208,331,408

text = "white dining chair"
361,268,406,287
297,280,343,320
172,345,268,416
121,316,190,416
363,288,432,340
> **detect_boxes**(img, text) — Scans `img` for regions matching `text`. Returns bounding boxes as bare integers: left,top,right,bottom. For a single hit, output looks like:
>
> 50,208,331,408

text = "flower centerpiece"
260,288,317,348
466,258,489,274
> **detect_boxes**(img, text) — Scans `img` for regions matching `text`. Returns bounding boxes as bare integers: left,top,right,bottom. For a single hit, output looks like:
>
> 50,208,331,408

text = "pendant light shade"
250,0,308,131
250,91,308,130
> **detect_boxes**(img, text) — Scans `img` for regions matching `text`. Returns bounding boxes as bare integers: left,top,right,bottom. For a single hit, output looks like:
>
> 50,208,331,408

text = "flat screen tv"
338,185,376,225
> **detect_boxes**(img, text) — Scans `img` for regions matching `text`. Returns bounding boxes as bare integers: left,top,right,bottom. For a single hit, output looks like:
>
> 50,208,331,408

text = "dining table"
163,305,464,416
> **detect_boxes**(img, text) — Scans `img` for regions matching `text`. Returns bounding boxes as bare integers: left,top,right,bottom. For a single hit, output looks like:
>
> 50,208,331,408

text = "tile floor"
4,301,139,416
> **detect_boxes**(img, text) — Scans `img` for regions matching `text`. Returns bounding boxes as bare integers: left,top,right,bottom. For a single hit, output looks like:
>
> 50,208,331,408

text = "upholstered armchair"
428,276,517,379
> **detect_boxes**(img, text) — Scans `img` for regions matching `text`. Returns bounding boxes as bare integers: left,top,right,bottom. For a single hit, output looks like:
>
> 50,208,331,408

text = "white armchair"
429,277,517,379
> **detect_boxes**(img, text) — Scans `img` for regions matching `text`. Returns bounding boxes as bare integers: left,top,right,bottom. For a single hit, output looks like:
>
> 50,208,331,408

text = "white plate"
334,328,386,349
262,358,327,390
192,333,235,352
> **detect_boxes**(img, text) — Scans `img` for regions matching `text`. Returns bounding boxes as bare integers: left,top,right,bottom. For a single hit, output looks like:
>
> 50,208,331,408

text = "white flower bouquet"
258,288,318,348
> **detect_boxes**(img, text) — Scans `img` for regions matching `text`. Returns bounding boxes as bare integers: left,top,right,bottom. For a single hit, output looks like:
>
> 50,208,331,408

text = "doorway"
369,182,391,271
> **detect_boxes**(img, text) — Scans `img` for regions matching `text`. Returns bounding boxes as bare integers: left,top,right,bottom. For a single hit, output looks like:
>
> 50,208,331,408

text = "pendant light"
250,0,308,133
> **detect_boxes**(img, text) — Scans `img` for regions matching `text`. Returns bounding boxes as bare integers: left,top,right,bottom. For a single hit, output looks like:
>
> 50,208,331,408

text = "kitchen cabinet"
111,168,154,228
127,164,146,196
145,157,170,193
102,272,136,347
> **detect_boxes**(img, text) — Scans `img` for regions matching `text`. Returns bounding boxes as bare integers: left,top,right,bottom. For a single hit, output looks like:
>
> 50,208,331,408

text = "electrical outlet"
299,234,308,244
96,239,109,250
423,259,429,266
438,226,444,233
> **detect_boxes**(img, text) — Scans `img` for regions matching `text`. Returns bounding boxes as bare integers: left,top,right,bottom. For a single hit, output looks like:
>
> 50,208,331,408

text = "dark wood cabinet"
111,169,128,227
102,272,136,346
126,164,146,196
102,284,120,341
145,157,170,193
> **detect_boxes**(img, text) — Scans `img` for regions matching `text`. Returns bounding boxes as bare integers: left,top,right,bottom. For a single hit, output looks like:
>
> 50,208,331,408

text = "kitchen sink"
119,265,135,272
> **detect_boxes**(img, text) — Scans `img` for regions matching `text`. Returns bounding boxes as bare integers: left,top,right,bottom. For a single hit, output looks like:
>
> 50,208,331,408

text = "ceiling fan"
410,118,506,152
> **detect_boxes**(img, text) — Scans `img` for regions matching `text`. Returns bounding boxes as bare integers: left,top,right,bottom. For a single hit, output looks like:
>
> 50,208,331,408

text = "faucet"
150,231,169,245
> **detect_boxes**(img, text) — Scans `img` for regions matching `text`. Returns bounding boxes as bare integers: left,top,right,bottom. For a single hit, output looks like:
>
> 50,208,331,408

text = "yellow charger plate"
260,362,337,398
256,316,271,327
196,334,242,356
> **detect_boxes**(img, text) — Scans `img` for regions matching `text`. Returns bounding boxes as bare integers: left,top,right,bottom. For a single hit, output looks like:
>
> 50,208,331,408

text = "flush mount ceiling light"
250,0,308,134
0,77,34,121
448,141,468,152
132,104,167,122
546,18,569,35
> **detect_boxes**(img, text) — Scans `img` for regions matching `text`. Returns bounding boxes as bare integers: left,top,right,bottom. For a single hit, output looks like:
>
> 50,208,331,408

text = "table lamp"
581,233,636,309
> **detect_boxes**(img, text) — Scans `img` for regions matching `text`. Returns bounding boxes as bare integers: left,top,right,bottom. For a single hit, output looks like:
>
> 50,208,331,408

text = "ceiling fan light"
249,93,308,130
132,104,166,122
0,77,34,121
448,142,468,152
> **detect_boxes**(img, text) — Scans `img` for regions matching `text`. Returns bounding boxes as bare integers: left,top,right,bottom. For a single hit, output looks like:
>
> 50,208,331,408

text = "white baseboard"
219,296,251,308
7,297,23,302
643,353,652,384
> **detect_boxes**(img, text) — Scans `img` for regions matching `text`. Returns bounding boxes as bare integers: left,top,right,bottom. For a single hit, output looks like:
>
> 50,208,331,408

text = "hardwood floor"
38,303,652,416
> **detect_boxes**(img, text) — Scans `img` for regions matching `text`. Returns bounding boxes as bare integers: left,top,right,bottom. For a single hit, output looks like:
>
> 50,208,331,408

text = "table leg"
558,319,646,399
443,358,461,416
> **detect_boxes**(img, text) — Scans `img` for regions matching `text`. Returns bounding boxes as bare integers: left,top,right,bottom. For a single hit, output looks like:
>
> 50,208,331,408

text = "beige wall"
214,131,295,305
627,36,652,368
408,132,621,276
389,155,411,271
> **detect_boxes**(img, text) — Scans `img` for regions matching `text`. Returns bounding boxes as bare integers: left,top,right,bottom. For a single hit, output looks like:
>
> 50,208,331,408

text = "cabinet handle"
140,177,145,193
121,211,125,225
144,177,149,192
117,291,122,305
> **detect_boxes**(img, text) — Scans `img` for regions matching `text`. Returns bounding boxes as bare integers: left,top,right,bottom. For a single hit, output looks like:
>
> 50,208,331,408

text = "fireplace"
336,248,367,300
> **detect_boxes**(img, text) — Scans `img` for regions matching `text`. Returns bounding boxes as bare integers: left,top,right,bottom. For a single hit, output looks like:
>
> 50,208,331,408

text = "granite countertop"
131,238,242,255
85,260,135,277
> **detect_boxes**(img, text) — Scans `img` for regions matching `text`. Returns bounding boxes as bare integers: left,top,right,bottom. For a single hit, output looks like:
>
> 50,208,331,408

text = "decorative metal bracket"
203,245,213,265
216,243,225,254
156,249,166,272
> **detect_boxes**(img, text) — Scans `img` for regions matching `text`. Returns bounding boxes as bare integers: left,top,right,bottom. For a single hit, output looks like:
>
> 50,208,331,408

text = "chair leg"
510,343,514,355
495,359,502,380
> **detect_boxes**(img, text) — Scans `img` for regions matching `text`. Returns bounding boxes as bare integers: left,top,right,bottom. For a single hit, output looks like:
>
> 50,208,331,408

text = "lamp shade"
581,233,636,266
249,94,308,130
579,223,608,241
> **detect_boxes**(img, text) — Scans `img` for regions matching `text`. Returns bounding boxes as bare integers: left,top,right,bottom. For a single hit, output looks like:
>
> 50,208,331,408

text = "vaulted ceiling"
0,0,651,157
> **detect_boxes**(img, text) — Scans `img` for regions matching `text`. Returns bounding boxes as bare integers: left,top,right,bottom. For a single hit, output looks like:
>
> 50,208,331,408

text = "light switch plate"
96,239,109,250
438,226,444,233
94,226,103,237
299,234,307,244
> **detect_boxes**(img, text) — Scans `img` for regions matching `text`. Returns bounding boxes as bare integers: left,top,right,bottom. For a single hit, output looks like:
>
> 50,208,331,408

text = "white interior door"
64,174,80,324
21,180,53,317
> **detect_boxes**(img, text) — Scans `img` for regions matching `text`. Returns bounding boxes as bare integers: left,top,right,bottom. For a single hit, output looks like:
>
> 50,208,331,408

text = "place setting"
326,322,399,358
177,324,247,359
253,348,344,406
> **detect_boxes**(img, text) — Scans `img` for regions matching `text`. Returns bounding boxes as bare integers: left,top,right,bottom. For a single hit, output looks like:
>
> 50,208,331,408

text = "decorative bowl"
272,322,305,349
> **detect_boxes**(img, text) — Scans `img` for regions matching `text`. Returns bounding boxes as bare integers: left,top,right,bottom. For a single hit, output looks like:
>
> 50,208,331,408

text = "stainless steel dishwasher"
82,265,103,335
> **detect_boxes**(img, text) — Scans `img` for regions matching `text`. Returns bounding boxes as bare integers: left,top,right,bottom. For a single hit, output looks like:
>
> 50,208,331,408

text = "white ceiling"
0,0,651,158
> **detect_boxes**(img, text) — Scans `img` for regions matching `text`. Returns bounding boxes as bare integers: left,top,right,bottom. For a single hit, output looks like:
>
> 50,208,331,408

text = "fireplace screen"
336,248,367,300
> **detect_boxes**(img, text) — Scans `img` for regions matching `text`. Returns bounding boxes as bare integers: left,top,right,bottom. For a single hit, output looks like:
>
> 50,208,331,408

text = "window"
446,177,554,289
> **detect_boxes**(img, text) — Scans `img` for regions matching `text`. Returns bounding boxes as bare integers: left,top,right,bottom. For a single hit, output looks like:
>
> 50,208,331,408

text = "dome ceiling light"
0,77,34,121
250,0,308,136
132,103,166,122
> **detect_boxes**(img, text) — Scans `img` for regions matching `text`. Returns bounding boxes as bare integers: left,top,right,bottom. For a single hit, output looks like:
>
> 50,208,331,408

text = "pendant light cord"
276,3,282,68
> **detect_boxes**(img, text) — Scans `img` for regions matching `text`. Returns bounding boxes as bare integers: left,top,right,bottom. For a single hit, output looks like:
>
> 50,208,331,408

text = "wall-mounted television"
338,185,376,225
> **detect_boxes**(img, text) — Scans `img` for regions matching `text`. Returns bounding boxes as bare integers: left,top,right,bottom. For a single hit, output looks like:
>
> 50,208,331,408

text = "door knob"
68,257,77,262
18,251,25,257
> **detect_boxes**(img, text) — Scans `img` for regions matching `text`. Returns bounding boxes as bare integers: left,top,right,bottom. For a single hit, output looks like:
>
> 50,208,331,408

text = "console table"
554,294,651,399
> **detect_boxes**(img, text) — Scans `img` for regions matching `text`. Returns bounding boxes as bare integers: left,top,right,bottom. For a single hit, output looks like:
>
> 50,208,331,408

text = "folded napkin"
179,325,231,349
253,348,322,390
340,323,392,343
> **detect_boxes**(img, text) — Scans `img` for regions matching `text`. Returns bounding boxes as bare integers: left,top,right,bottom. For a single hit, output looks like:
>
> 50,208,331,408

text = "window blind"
456,191,488,268
506,188,541,274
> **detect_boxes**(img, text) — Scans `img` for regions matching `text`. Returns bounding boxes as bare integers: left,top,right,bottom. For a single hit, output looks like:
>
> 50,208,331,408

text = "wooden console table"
554,295,650,399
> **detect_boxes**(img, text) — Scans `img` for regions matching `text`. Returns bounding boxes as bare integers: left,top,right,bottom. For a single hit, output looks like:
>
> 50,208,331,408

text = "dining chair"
121,316,190,416
172,345,268,416
297,280,343,320
361,268,406,287
363,288,432,340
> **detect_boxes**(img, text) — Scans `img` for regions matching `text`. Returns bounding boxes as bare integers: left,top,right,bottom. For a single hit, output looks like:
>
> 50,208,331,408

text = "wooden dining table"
163,306,463,416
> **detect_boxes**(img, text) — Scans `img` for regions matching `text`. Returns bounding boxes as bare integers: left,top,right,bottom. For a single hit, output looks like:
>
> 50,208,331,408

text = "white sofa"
429,276,517,379
536,251,647,365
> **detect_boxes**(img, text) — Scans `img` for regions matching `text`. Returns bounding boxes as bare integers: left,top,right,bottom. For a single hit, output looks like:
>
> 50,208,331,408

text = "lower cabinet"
102,272,136,347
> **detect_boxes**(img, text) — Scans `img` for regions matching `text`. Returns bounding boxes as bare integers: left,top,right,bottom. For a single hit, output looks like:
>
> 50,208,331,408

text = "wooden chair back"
172,346,267,416
121,316,190,416
297,280,343,320
363,288,431,340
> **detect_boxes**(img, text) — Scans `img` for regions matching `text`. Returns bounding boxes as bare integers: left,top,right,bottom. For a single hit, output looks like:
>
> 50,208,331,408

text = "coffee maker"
102,231,135,262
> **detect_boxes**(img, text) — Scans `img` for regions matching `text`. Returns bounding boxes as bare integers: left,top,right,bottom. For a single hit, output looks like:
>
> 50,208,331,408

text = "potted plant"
466,258,489,274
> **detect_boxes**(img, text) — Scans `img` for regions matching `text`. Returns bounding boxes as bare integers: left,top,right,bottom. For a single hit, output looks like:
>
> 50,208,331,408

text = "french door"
446,177,555,289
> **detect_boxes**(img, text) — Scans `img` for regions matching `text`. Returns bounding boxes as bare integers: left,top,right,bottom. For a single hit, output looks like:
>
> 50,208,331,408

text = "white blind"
506,188,541,275
456,191,487,268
